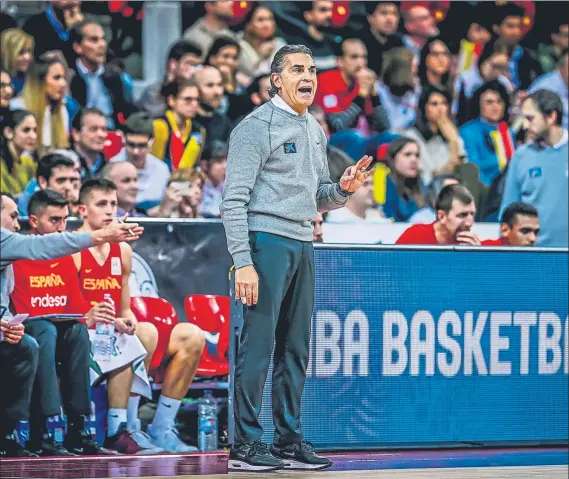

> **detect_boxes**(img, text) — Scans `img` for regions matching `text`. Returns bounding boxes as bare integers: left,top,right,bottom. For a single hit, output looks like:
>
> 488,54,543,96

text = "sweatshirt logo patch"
283,142,297,154
528,167,542,178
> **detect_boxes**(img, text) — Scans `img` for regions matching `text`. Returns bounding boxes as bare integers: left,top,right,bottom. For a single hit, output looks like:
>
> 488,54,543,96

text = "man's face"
169,85,200,119
75,23,107,66
272,53,317,113
197,67,225,110
125,133,151,166
208,0,234,20
406,6,439,39
41,166,80,202
208,158,227,185
176,53,202,80
80,189,118,230
305,1,334,29
438,199,476,239
495,16,522,46
72,113,107,153
31,205,69,234
350,176,375,209
369,3,399,36
522,98,553,142
480,90,505,124
312,212,324,243
553,24,569,50
107,163,139,209
338,40,367,79
503,214,540,246
0,196,20,232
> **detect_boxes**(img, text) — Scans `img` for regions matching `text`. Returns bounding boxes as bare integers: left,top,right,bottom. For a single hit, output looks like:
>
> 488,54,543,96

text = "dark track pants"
233,232,314,446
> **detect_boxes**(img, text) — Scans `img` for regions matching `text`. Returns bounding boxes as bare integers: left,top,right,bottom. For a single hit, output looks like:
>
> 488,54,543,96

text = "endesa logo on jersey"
31,294,68,308
29,274,65,288
83,277,121,291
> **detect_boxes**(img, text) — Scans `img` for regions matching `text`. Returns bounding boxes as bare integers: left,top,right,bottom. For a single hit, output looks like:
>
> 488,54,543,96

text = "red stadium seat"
131,296,179,372
103,130,124,160
184,295,230,376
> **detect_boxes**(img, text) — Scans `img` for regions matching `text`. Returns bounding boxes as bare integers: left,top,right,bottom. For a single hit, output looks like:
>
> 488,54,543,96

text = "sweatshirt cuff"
232,250,253,270
336,183,353,198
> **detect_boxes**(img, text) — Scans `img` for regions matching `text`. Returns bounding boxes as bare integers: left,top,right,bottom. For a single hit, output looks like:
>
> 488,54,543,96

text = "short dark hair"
269,44,313,98
203,140,228,162
71,107,107,132
69,20,101,46
469,79,510,122
123,112,154,137
525,89,564,126
160,78,199,102
0,192,17,209
435,184,474,213
79,178,117,205
28,189,68,217
501,201,538,227
247,73,270,97
204,36,241,66
167,39,202,62
36,153,76,182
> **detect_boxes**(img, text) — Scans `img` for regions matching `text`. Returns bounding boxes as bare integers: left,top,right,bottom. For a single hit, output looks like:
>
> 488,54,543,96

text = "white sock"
107,408,127,437
127,396,141,431
151,395,181,433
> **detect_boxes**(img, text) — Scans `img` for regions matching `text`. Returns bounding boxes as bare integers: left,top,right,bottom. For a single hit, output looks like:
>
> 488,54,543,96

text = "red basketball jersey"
78,243,123,309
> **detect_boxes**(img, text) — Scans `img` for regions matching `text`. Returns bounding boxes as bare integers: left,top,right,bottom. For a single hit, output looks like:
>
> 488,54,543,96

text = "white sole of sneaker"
281,459,332,470
228,459,281,472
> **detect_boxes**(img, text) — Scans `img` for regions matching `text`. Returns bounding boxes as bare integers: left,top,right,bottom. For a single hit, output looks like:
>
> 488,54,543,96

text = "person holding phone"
147,169,206,218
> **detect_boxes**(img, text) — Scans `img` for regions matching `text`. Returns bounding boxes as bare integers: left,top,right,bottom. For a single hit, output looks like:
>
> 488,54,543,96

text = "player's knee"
136,322,159,353
176,323,205,358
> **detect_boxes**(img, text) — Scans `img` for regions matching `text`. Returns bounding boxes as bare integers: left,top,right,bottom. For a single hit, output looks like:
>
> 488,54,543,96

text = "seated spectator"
71,107,108,178
537,20,568,73
377,47,420,131
150,79,205,170
23,0,84,64
200,140,227,218
148,169,206,219
183,0,237,56
69,20,135,129
313,38,389,135
459,80,513,186
418,37,452,91
380,137,424,222
237,4,287,80
500,90,568,247
1,109,38,195
327,175,387,223
234,73,272,125
1,29,34,95
396,183,481,245
312,212,324,242
408,173,459,224
483,201,539,246
11,50,79,156
110,113,169,210
101,162,145,217
528,49,568,129
136,40,202,118
360,1,404,78
194,66,234,146
401,3,439,60
1,69,14,121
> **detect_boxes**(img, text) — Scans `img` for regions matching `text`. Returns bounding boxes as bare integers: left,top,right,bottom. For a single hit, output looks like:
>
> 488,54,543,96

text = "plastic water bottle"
198,390,218,452
93,295,115,362
86,401,97,438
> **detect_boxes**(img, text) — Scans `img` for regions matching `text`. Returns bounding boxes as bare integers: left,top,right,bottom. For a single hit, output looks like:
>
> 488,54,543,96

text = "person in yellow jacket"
151,79,206,170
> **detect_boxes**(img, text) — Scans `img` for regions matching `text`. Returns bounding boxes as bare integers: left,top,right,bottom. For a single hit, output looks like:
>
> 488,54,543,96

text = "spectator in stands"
377,47,420,131
528,49,568,129
151,79,205,170
537,20,568,74
408,173,460,224
101,162,145,217
459,80,513,186
312,212,324,242
194,66,234,146
136,40,202,118
285,1,339,71
183,0,237,56
1,109,38,195
380,137,424,222
70,20,134,129
1,192,20,233
500,90,568,247
1,29,34,95
314,38,390,135
247,73,272,108
23,0,84,64
237,5,287,80
360,1,404,78
418,37,452,91
11,50,78,157
148,169,206,219
75,179,205,453
396,183,481,245
110,112,170,210
483,201,539,246
71,107,108,178
200,140,227,218
401,3,439,59
10,190,114,456
326,175,387,223
1,69,14,121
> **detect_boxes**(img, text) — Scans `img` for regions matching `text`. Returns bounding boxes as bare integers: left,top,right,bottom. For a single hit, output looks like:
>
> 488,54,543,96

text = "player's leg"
147,322,204,452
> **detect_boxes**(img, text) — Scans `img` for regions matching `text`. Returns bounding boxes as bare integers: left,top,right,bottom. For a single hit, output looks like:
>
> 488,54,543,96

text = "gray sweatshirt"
0,228,93,319
220,97,349,269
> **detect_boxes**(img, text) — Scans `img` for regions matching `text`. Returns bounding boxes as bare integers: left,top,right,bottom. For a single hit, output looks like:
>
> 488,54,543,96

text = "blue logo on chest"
283,142,297,154
528,167,542,178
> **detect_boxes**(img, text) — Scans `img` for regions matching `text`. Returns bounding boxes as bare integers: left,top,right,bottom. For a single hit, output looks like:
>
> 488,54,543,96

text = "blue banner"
258,248,569,449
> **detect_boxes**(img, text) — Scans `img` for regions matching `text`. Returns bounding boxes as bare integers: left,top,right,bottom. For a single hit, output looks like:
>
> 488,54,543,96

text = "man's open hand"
339,156,375,193
235,265,259,307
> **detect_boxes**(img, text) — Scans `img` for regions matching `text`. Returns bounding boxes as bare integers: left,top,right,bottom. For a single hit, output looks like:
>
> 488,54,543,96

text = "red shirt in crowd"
396,222,441,245
11,255,90,319
482,237,508,246
313,69,373,115
78,243,123,309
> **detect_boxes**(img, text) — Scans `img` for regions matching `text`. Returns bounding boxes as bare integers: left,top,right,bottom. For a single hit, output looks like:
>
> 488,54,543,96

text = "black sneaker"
27,436,77,456
229,440,284,472
270,440,332,470
64,429,119,455
0,433,38,458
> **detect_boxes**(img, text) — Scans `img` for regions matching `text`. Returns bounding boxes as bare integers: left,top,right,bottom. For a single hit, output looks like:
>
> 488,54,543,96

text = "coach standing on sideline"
220,45,373,472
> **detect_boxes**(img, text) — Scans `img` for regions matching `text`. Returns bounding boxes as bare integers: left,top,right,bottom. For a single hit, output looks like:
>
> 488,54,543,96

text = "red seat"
131,296,179,372
184,295,230,376
103,130,124,159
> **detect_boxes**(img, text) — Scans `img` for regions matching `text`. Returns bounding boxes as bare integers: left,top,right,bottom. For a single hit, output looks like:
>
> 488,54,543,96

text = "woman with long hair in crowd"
418,37,453,91
11,50,79,156
1,69,15,122
0,28,34,95
0,109,38,195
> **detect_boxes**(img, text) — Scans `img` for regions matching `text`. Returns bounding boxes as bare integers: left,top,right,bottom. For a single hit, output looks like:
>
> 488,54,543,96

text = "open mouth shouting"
297,84,314,102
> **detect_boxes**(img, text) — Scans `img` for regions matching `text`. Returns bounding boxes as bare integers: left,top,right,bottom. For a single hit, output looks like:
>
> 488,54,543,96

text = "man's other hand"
235,265,259,307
